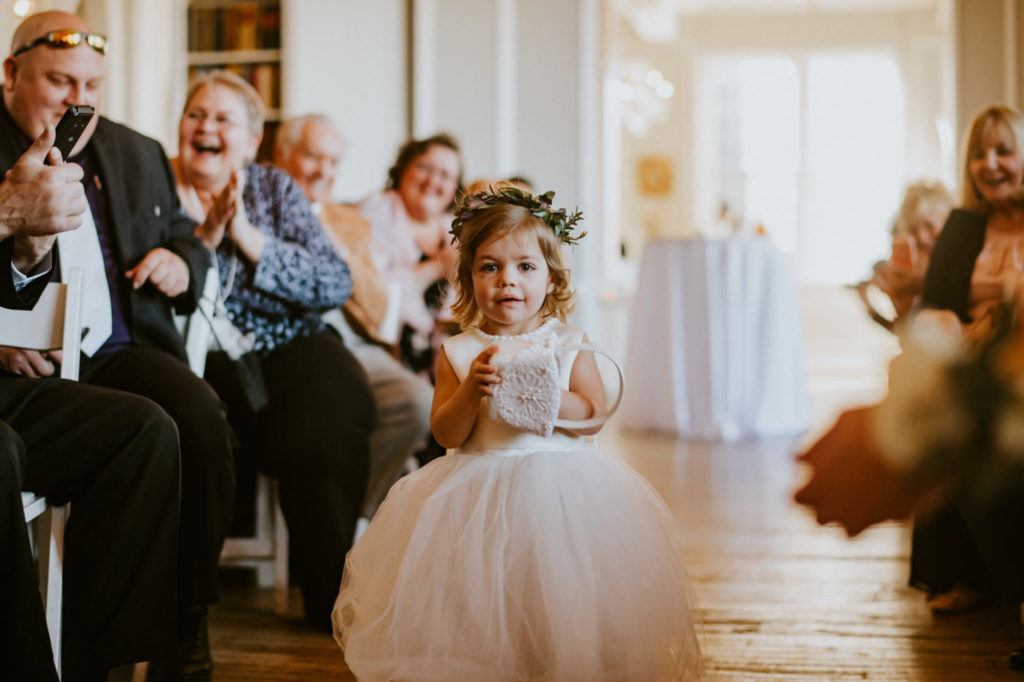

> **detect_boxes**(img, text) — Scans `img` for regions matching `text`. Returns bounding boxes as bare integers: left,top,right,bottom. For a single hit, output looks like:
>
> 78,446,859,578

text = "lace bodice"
441,319,587,454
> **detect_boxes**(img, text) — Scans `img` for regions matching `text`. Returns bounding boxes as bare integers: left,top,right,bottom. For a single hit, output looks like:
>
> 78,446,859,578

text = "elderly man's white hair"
274,113,343,156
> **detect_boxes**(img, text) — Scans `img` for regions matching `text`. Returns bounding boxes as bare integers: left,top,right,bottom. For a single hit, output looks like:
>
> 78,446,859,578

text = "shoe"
926,588,989,614
179,606,213,678
1009,646,1024,671
145,606,213,681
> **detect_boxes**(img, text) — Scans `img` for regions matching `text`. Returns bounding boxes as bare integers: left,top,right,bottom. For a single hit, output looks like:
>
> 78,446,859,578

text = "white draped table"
620,236,809,440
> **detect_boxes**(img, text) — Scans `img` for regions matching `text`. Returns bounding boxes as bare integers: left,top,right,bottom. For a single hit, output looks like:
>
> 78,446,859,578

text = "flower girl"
333,186,703,681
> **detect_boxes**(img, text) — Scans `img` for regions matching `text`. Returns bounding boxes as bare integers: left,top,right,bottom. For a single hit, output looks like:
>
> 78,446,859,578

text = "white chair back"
0,267,82,380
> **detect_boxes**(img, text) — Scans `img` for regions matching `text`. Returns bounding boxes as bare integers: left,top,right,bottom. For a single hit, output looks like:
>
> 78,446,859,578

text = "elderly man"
0,127,180,679
274,114,432,520
0,11,235,679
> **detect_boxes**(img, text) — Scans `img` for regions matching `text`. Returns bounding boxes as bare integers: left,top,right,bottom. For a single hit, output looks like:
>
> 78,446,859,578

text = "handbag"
491,338,624,436
197,245,270,413
203,346,269,413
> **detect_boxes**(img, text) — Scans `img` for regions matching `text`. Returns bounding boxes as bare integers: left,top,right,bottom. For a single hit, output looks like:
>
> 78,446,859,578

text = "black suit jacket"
920,207,990,323
0,112,210,362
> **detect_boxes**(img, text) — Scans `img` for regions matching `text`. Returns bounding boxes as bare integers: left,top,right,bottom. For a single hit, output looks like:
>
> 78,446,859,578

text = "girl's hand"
466,346,501,396
195,172,237,249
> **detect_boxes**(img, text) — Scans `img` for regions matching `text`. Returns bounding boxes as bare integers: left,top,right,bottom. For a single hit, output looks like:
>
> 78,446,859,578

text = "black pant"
0,375,179,679
910,488,1024,602
205,330,375,630
82,346,236,608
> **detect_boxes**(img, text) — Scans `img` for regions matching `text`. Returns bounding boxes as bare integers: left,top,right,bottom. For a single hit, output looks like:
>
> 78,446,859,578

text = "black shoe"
1009,646,1024,672
145,606,213,682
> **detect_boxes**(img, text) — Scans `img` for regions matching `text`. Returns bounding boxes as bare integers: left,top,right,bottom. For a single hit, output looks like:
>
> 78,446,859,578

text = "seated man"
273,114,432,519
0,125,179,682
0,11,235,678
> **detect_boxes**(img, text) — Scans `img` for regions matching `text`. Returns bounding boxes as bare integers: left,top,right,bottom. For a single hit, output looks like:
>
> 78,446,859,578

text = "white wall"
283,0,407,203
954,0,1024,129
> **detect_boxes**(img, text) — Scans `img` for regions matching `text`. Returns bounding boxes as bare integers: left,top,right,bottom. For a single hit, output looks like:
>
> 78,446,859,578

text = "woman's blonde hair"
959,105,1024,209
450,203,575,328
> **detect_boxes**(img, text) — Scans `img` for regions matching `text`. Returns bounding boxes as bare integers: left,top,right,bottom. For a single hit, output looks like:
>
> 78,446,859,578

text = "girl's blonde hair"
892,181,953,237
959,105,1024,209
450,203,575,328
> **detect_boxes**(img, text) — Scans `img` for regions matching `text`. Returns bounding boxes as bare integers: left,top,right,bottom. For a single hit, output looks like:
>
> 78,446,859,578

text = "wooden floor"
194,285,1024,680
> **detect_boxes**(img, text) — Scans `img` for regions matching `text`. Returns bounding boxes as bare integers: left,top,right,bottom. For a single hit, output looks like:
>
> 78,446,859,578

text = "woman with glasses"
357,133,463,378
170,69,375,633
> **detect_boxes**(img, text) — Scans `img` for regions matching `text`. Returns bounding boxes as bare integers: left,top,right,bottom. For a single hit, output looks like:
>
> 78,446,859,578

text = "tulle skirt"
333,446,703,681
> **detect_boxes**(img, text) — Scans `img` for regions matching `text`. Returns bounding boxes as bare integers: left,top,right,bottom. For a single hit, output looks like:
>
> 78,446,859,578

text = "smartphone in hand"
51,105,95,163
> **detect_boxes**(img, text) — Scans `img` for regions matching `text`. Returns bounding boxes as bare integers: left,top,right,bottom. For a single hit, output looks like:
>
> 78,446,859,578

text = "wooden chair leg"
270,481,289,616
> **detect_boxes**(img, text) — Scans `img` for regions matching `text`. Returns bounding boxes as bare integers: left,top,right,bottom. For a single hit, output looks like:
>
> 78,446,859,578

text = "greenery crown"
450,186,586,246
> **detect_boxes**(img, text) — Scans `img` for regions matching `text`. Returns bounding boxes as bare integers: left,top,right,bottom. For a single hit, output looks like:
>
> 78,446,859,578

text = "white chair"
1,267,83,680
177,264,290,615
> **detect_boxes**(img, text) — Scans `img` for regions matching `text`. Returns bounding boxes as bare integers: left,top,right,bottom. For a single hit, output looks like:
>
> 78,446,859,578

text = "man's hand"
0,126,87,271
0,346,61,378
126,247,190,298
794,407,923,537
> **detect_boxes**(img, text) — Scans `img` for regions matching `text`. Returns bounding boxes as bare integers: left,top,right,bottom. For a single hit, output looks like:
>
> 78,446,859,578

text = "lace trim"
470,317,557,343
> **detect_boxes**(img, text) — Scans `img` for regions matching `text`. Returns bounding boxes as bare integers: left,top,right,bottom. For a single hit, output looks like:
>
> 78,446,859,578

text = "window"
695,51,906,283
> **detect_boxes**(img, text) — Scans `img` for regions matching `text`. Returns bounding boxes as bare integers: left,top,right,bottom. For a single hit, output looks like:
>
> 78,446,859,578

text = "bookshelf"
187,0,283,160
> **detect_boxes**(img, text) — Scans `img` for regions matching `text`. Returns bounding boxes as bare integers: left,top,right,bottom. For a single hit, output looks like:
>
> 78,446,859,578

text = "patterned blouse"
216,163,352,354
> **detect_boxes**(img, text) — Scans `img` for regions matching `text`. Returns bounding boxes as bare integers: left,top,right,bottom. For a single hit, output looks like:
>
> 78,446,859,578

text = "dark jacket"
0,112,209,362
920,207,990,322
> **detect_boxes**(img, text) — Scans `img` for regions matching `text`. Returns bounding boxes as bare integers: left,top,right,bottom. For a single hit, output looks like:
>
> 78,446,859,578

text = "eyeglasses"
12,30,108,58
183,109,248,130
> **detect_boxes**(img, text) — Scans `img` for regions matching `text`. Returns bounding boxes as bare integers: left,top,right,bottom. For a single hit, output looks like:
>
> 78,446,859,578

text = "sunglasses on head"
12,29,108,57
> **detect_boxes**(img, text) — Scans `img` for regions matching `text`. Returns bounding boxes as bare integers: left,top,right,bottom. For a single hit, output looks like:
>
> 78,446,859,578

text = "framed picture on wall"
637,156,673,195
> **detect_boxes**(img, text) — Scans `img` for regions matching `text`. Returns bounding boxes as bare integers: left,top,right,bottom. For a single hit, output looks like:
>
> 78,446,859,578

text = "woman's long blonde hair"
959,105,1024,209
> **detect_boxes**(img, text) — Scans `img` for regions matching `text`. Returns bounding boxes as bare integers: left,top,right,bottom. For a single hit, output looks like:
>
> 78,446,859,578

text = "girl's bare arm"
431,346,500,448
560,336,607,435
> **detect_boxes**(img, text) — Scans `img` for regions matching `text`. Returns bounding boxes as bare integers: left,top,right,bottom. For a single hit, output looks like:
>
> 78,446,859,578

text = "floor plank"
204,284,1024,680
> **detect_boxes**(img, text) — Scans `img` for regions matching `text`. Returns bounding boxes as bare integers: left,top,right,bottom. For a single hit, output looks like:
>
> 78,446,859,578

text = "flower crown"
450,186,586,246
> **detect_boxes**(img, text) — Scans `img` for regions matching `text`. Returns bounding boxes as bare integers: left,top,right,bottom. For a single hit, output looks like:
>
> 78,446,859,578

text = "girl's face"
178,83,260,190
398,144,460,222
472,228,554,336
968,121,1024,206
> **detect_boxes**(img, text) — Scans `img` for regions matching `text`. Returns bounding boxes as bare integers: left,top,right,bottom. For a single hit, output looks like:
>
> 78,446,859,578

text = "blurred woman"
171,70,375,631
799,106,1024,667
906,105,1024,614
357,134,462,376
856,181,954,331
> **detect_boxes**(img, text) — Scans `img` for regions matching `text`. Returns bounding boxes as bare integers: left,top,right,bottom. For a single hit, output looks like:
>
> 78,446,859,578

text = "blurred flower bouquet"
872,303,1024,506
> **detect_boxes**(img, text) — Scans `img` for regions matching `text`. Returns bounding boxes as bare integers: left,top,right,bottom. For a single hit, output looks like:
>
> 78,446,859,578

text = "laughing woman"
907,104,1024,616
170,70,376,631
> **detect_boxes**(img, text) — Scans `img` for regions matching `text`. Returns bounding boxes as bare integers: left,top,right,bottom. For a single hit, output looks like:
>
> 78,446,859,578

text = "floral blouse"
217,163,352,354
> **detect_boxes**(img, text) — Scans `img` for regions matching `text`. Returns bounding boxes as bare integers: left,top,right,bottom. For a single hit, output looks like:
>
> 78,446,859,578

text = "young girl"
333,187,703,681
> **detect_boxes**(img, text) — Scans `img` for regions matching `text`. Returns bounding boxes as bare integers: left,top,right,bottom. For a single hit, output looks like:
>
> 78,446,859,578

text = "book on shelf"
188,2,280,53
187,62,280,111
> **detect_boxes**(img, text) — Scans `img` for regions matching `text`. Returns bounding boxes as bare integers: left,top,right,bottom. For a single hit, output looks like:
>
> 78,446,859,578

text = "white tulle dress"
333,319,703,681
